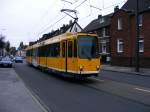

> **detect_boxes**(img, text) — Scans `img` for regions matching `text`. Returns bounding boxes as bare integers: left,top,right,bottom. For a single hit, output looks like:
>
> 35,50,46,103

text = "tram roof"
26,32,97,50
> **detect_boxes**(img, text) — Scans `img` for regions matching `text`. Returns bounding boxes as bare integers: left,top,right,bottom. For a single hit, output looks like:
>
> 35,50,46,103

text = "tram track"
82,77,150,107
14,62,150,112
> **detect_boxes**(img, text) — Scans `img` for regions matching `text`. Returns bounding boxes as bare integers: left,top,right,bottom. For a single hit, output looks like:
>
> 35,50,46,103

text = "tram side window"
74,39,77,57
38,47,42,57
39,46,45,57
47,43,60,57
47,44,51,57
43,46,48,56
32,49,34,56
62,42,66,57
39,47,43,57
45,45,49,57
33,48,38,57
26,50,29,56
38,47,40,57
68,41,72,57
28,50,30,56
48,44,54,57
30,49,33,56
54,43,60,57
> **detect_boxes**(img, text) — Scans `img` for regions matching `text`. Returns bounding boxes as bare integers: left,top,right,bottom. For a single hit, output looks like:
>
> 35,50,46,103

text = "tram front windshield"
78,36,98,58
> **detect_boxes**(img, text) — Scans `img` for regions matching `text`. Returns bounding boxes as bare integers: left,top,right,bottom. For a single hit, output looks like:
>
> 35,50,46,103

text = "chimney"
114,6,119,12
98,15,102,19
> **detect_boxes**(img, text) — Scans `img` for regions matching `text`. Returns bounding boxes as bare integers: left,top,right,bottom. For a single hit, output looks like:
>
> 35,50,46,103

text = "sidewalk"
101,64,150,77
0,68,44,112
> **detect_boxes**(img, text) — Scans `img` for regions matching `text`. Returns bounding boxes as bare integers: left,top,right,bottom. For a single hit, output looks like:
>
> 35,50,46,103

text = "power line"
37,0,88,37
37,15,66,36
90,5,102,11
31,0,58,31
102,0,125,10
35,0,70,37
61,0,73,4
80,0,126,20
36,11,62,35
38,0,126,37
88,0,92,16
74,0,87,9
37,0,125,37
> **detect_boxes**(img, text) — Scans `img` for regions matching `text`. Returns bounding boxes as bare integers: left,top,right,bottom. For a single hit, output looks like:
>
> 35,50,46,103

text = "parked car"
0,56,2,61
0,57,13,67
15,56,23,63
9,55,15,62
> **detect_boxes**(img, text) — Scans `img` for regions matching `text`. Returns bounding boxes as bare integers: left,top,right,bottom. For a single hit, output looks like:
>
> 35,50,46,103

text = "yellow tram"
26,32,100,77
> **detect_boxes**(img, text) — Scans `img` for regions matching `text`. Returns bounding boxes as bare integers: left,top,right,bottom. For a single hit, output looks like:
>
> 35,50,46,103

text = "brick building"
83,14,112,64
110,0,150,67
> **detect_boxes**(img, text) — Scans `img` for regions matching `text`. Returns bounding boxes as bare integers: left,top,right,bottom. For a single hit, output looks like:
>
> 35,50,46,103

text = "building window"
102,28,106,37
139,39,144,53
100,18,104,23
139,27,143,38
117,18,122,30
139,14,142,26
105,27,110,36
117,39,123,53
101,42,107,53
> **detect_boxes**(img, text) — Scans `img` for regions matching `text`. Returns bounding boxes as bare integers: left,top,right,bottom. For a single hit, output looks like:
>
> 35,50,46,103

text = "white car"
15,56,23,63
0,57,13,67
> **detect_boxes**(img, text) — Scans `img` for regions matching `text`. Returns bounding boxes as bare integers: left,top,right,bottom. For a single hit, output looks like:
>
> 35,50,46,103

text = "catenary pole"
135,0,140,72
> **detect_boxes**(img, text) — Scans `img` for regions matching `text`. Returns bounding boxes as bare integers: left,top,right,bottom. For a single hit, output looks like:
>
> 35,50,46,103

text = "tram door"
62,41,67,72
32,48,38,67
67,40,75,73
61,40,77,73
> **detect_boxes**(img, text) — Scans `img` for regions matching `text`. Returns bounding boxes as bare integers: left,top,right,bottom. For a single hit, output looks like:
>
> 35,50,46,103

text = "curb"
14,69,52,112
24,85,52,112
101,69,150,78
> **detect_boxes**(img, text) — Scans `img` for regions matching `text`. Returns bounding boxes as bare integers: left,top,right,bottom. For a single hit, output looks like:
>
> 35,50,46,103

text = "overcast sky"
0,0,126,48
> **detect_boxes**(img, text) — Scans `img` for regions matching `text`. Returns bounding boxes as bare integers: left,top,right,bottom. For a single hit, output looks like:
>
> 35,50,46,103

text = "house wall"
143,11,150,57
111,10,132,66
110,10,150,68
141,11,150,67
96,26,111,64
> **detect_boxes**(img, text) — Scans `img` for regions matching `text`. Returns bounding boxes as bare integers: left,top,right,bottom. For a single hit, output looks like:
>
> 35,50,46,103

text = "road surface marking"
135,88,150,93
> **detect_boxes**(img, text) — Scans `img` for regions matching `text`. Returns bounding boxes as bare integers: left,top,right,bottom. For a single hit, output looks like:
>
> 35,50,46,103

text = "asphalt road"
14,62,150,112
99,70,150,88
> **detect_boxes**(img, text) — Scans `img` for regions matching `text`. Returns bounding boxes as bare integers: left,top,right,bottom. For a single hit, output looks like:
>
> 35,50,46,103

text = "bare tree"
0,35,5,56
18,41,24,50
5,41,10,54
10,47,16,56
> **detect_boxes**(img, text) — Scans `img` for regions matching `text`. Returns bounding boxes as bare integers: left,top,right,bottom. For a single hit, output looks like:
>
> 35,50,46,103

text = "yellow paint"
26,32,101,76
77,58,100,72
26,56,32,63
39,57,47,66
47,57,61,69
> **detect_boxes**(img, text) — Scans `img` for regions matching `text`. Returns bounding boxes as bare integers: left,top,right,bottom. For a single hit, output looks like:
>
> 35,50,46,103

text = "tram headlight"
79,65,83,71
96,65,100,71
